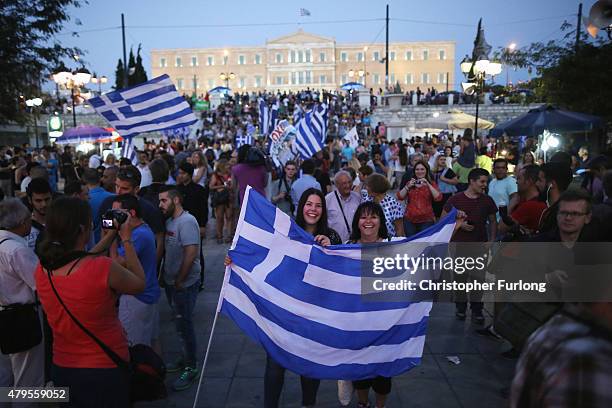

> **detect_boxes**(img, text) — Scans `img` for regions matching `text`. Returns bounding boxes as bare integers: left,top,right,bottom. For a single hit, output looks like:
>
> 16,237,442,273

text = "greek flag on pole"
294,104,327,159
235,130,253,148
89,75,197,137
258,98,270,135
219,186,456,380
121,137,138,165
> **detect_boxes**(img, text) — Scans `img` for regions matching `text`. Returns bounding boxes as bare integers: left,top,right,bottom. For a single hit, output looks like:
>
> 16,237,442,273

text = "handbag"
0,238,43,355
45,265,166,402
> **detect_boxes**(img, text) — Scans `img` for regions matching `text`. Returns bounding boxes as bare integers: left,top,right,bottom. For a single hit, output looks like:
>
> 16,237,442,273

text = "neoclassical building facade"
151,29,455,94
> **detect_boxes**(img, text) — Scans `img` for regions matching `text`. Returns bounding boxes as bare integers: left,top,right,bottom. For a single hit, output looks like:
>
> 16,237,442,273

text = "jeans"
166,281,199,367
403,220,435,238
264,354,319,408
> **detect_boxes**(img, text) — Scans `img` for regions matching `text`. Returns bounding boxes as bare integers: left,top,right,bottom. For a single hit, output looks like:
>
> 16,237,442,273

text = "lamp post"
505,42,516,87
90,74,108,95
52,66,91,127
460,55,502,136
348,68,366,85
219,72,235,88
25,97,43,148
363,46,368,88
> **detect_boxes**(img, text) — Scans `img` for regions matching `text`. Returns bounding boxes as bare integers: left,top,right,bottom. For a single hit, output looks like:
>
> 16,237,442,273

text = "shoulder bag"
45,262,166,402
333,191,351,236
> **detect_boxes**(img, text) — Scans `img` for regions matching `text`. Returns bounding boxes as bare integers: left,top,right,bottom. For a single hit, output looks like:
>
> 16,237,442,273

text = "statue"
393,81,402,94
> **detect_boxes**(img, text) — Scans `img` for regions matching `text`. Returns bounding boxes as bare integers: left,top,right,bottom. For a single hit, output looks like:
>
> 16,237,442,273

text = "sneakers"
471,311,485,325
475,325,503,341
172,367,199,391
166,359,184,374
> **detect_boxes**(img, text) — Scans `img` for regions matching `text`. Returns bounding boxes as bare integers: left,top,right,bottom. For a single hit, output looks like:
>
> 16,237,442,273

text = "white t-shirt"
137,164,153,188
20,176,32,193
88,155,102,169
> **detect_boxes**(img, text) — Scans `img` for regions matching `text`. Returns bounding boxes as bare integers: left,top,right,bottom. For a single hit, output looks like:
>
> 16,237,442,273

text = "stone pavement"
136,231,517,408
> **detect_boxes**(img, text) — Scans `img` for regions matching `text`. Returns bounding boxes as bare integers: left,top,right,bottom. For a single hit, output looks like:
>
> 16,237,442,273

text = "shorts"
119,295,159,346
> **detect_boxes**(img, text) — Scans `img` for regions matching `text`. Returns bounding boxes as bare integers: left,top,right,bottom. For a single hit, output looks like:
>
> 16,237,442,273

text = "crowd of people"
1,89,612,407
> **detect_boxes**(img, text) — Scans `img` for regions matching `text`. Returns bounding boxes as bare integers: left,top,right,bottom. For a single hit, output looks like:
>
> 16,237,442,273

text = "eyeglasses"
557,211,589,219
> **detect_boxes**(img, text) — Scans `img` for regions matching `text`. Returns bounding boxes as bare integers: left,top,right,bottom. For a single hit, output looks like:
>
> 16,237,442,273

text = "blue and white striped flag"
89,74,197,137
258,98,270,136
270,100,280,131
121,136,138,165
235,129,253,148
219,186,456,380
292,104,304,125
294,103,328,159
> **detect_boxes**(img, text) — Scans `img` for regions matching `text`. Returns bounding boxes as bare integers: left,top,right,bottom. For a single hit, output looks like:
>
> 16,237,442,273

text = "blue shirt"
290,174,321,211
89,187,114,243
341,146,355,161
118,223,160,304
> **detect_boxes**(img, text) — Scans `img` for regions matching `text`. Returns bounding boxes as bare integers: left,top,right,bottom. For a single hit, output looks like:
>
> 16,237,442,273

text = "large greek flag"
219,186,456,380
294,103,327,159
89,75,197,137
121,136,138,165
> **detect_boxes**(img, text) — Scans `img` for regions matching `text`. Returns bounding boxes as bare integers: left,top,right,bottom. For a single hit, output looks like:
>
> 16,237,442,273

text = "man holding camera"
271,161,297,216
108,194,161,351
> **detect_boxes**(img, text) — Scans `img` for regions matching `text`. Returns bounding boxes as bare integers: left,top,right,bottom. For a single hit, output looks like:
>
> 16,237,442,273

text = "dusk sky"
55,0,591,91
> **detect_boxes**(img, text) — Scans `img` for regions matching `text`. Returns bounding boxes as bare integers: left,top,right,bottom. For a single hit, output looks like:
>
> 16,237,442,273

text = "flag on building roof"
294,103,327,159
299,8,311,16
89,74,197,137
220,186,457,380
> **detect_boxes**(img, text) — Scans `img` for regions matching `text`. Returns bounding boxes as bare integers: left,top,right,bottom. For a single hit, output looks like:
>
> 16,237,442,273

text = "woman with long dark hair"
225,187,340,407
34,197,145,407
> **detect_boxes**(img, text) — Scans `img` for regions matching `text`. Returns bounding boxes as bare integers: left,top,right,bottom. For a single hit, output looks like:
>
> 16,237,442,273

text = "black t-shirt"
177,182,208,227
99,195,165,235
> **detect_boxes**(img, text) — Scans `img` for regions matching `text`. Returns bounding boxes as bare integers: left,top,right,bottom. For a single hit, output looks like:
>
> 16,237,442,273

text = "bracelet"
122,239,133,245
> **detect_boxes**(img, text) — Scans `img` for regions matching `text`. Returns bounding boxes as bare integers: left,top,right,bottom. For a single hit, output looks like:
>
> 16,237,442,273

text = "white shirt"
137,164,153,188
88,154,102,169
325,190,362,243
20,176,32,193
0,230,38,305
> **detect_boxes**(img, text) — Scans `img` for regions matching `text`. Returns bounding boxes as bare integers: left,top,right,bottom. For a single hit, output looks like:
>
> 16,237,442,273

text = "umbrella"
55,125,113,144
208,86,231,94
416,109,494,130
95,128,124,143
489,104,604,137
340,82,365,91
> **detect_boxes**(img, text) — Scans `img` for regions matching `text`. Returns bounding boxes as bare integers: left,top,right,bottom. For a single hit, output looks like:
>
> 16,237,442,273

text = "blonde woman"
191,150,210,188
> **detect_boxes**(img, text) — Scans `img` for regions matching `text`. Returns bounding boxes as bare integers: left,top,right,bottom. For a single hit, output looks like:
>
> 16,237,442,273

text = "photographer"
271,161,297,216
34,196,145,407
108,194,161,351
396,160,442,237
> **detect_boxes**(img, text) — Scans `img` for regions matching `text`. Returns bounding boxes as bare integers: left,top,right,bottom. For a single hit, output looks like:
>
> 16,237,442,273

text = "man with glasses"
325,170,361,242
98,165,165,263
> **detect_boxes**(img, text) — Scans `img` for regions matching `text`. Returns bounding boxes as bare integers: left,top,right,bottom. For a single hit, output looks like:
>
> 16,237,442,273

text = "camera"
101,209,128,229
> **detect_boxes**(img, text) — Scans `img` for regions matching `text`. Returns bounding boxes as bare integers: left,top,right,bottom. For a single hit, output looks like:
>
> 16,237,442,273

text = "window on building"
208,79,214,88
191,56,198,67
239,77,245,88
305,50,311,63
390,51,396,61
437,73,447,84
290,51,295,63
206,56,214,66
405,73,413,85
276,53,282,64
405,51,413,61
319,52,326,62
305,71,311,84
297,71,304,84
319,75,327,84
421,73,430,84
175,57,182,67
192,78,198,89
373,74,380,85
160,58,167,68
255,54,262,64
291,72,297,85
177,78,183,89
341,74,348,84
297,51,303,63
439,49,446,60
340,52,347,62
390,73,396,84
373,51,380,62
357,52,363,62
276,76,283,85
255,76,262,87
238,55,246,65
422,49,429,60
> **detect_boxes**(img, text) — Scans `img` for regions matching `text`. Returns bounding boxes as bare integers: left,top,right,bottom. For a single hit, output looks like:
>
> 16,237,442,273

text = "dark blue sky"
57,0,590,91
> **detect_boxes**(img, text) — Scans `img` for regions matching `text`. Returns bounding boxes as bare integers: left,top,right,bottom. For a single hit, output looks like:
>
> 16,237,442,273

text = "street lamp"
219,72,235,88
25,97,43,148
90,74,108,95
505,42,517,87
363,46,368,88
52,65,91,127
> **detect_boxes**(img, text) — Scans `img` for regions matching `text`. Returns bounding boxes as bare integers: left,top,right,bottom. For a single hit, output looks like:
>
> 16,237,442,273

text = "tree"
493,21,612,120
127,47,136,87
134,44,148,85
0,0,84,124
114,58,125,90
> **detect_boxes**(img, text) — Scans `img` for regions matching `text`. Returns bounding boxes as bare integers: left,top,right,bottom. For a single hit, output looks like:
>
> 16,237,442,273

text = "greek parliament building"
150,29,455,94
